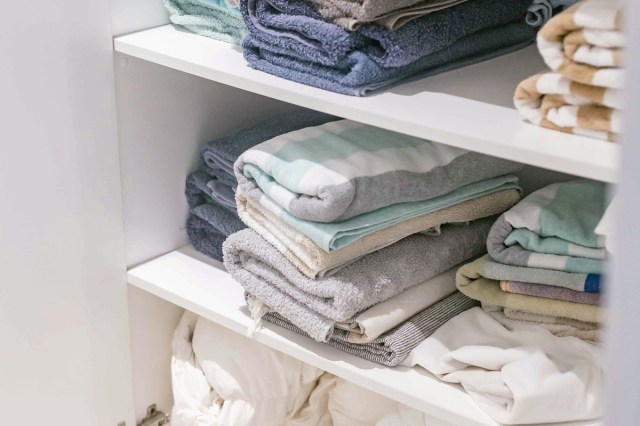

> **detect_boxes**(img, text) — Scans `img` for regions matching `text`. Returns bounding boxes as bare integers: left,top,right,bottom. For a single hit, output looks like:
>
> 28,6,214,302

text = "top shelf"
114,24,620,183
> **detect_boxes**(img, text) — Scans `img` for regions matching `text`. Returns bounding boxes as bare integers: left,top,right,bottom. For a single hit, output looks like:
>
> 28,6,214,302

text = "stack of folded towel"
185,109,338,261
456,179,608,342
163,0,247,43
223,118,525,365
239,0,545,95
515,0,625,141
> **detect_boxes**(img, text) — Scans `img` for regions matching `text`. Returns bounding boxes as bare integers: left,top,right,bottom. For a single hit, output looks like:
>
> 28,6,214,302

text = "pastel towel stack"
515,0,625,141
223,217,494,343
186,109,339,261
163,0,247,44
459,180,608,341
240,0,536,95
403,307,603,424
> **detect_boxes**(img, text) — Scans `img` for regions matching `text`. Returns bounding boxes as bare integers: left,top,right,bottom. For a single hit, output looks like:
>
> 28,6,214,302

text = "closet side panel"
114,55,294,418
605,0,640,423
0,0,135,424
111,0,169,37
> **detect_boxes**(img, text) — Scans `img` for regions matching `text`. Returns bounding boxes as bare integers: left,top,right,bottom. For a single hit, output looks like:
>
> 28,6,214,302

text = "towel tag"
246,295,271,338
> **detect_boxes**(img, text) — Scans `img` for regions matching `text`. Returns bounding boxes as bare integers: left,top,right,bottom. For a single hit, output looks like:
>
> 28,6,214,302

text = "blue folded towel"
244,21,536,96
164,0,247,44
187,206,246,261
240,0,536,95
186,170,237,211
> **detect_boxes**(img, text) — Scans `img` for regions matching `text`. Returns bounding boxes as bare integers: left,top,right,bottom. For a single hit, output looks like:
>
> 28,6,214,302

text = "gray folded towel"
223,217,494,341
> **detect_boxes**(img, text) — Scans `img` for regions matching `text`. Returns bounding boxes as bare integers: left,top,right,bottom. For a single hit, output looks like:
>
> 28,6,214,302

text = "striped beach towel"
234,119,520,223
515,0,625,141
487,180,608,274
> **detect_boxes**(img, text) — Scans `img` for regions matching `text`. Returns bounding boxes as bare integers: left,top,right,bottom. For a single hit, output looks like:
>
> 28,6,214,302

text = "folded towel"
514,71,622,141
457,256,604,324
188,204,246,261
500,280,601,305
236,119,521,223
200,109,339,188
238,171,520,252
237,188,519,278
403,307,603,424
164,0,247,44
487,180,608,274
595,194,617,254
223,218,493,342
526,0,580,27
186,170,237,211
262,292,478,366
307,0,469,31
537,0,625,89
483,303,601,342
334,269,458,343
242,0,535,95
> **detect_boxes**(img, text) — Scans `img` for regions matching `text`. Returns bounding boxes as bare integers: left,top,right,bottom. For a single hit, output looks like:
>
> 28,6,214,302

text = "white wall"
0,0,135,425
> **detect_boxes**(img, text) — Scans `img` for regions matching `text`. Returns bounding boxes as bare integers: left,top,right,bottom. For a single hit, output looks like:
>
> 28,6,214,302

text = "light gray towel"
223,217,494,342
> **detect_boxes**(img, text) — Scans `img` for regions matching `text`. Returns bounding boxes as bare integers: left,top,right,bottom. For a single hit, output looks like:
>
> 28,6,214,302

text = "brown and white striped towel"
515,0,625,141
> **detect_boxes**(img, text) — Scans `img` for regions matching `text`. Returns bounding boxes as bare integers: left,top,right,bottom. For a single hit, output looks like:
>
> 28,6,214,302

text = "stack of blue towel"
239,0,541,95
185,108,338,261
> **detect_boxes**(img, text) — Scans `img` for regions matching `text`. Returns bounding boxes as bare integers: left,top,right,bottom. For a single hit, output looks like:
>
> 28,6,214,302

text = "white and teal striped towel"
234,119,521,224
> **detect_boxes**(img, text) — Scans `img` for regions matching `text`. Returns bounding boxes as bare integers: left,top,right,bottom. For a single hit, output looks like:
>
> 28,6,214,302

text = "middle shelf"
128,245,602,426
114,24,620,183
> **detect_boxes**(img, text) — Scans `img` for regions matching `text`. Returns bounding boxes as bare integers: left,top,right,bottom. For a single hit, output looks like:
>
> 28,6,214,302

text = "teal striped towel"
164,0,247,44
487,180,608,274
237,174,521,252
235,120,521,223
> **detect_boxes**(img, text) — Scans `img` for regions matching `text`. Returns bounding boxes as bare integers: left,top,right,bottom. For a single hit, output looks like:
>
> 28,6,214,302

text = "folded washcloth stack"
456,179,609,342
186,109,338,261
239,0,544,95
163,0,247,44
223,118,524,365
515,0,625,141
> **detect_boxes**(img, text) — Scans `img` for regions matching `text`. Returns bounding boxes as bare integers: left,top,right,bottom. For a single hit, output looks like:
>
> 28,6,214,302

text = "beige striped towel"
515,0,625,141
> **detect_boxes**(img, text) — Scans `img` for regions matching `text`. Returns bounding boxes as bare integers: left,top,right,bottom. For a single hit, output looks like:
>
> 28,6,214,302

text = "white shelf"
128,246,602,426
114,24,620,183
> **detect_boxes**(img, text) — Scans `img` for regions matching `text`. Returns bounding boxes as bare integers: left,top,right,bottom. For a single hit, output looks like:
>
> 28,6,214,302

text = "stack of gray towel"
222,117,526,366
239,0,578,95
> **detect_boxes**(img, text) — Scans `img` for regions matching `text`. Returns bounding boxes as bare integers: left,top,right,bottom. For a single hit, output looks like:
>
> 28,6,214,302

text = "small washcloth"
537,0,625,89
483,304,601,342
187,204,246,261
235,119,521,223
487,180,608,274
515,71,622,141
241,0,536,95
262,292,478,366
457,256,605,324
163,0,247,44
237,188,520,278
500,280,601,305
223,217,493,342
307,0,469,31
403,307,603,424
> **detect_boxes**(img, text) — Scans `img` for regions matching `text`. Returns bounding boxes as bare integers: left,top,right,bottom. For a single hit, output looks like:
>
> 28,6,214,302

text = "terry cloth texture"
237,188,520,278
187,209,245,261
500,280,601,305
456,256,605,324
241,0,536,95
483,304,601,342
263,292,478,366
235,119,521,223
487,180,608,274
403,307,603,424
307,0,469,31
223,217,493,342
516,0,625,141
164,0,247,44
334,269,458,343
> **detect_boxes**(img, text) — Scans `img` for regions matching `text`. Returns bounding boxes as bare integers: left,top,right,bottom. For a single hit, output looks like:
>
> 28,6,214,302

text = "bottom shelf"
127,246,602,426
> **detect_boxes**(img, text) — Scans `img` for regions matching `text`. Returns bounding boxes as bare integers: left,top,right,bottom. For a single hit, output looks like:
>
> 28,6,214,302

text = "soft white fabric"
328,376,399,426
335,269,457,343
595,195,617,254
171,312,326,426
402,307,603,425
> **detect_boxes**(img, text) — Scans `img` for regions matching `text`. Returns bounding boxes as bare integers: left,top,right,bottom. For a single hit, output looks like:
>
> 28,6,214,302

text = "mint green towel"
164,0,247,44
